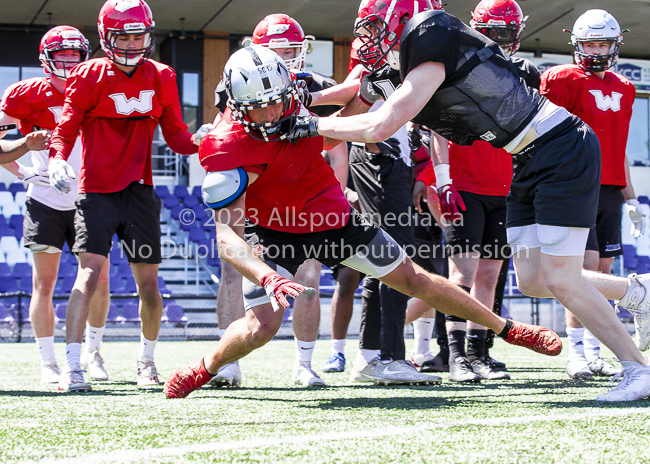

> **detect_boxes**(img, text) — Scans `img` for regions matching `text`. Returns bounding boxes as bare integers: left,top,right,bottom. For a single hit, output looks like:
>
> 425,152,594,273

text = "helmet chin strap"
387,50,400,70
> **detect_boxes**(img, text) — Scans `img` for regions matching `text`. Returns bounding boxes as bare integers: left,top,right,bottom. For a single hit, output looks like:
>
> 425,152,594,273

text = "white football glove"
626,199,647,238
193,123,214,146
17,164,50,187
48,158,76,195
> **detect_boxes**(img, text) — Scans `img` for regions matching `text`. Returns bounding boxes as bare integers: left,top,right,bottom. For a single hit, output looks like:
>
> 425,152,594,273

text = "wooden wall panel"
333,37,355,84
202,31,230,124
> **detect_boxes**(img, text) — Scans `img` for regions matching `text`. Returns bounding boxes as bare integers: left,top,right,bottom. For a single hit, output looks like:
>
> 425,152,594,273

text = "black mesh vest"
399,10,545,148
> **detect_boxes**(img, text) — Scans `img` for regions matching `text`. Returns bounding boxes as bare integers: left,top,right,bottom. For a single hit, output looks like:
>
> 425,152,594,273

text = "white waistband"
504,100,571,154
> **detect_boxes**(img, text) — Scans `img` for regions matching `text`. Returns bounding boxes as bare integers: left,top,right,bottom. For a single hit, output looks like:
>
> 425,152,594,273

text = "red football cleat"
164,358,212,399
503,320,563,356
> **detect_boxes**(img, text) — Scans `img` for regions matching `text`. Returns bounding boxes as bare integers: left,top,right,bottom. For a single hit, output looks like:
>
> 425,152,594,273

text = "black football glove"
407,126,422,153
286,115,320,143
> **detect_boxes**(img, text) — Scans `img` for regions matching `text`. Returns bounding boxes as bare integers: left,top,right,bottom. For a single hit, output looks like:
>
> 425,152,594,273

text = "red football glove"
260,272,315,312
437,184,466,221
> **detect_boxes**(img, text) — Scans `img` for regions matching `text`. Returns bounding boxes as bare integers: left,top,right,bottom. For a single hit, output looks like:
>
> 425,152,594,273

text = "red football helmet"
354,0,442,72
39,26,91,79
470,0,527,56
251,14,314,71
98,0,155,67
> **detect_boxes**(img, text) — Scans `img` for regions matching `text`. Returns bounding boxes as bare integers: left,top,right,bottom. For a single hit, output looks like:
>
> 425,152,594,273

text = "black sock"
498,320,513,339
485,329,495,350
447,329,467,363
459,285,471,294
435,311,449,363
466,329,487,362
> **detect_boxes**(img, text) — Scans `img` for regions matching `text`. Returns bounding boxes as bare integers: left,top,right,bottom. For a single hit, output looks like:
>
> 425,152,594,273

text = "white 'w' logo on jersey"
589,90,623,112
109,90,155,116
48,106,63,124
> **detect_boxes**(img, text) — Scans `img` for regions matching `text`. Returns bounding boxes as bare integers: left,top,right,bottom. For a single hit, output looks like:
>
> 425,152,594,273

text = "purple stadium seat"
9,214,23,230
173,185,188,197
191,185,202,198
0,183,6,191
110,278,125,294
122,303,140,322
58,261,76,278
13,227,23,240
62,275,75,293
53,279,66,295
639,195,650,206
170,204,184,221
8,183,25,195
0,216,6,228
12,262,31,279
0,225,13,236
0,303,9,322
166,303,186,322
110,245,127,263
189,227,205,243
155,185,171,198
117,261,132,277
55,303,67,321
182,194,199,208
0,263,10,277
18,278,32,293
164,194,180,209
637,256,650,274
192,204,208,221
0,278,18,293
125,276,137,293
106,303,120,322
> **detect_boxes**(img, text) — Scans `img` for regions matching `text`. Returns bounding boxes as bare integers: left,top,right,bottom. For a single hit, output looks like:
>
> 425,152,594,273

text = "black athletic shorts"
586,185,625,257
23,197,76,251
242,208,382,276
73,182,162,263
443,191,509,260
507,116,601,229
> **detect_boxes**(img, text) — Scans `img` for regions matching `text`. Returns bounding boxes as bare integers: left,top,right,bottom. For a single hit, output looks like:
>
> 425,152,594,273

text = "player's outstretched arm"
0,131,49,163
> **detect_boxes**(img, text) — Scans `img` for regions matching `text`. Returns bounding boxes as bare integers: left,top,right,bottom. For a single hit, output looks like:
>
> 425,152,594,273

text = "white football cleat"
293,362,326,387
209,361,242,388
137,357,161,387
616,273,650,351
349,358,379,382
40,361,60,384
57,365,91,392
588,358,621,377
566,356,593,380
595,361,650,402
372,360,442,386
81,349,109,381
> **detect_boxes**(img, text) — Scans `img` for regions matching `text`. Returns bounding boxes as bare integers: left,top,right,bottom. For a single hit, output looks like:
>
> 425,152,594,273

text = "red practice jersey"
448,140,512,196
49,58,197,194
1,77,64,133
540,64,635,187
199,107,349,234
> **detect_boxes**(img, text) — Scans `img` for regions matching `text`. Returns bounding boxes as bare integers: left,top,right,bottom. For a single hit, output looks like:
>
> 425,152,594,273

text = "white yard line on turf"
27,407,650,464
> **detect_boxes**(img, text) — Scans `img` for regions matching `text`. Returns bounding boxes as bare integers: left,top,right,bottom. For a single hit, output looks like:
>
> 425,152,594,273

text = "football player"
287,0,650,401
48,0,209,392
163,45,561,399
0,26,111,385
541,9,643,380
430,0,539,383
0,132,48,160
209,14,349,388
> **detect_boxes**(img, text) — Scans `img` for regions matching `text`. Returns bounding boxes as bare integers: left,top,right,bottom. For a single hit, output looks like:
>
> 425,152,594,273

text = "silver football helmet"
223,45,298,141
570,9,623,72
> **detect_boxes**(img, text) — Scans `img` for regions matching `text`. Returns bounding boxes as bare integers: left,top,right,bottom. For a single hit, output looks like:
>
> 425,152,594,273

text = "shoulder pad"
202,167,248,209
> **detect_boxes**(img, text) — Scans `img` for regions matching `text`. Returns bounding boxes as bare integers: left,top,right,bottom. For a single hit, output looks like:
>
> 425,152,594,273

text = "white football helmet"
223,45,298,142
571,9,623,72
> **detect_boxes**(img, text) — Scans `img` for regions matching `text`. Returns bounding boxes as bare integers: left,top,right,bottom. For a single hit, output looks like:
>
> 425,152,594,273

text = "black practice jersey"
364,65,402,100
511,56,540,90
399,10,545,147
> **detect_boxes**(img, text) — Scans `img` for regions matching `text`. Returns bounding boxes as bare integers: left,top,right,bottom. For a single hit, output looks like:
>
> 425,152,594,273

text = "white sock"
331,339,346,356
65,343,81,372
139,333,157,360
566,327,586,360
36,336,56,365
357,348,377,365
583,330,601,362
85,323,105,353
295,339,315,365
412,317,435,355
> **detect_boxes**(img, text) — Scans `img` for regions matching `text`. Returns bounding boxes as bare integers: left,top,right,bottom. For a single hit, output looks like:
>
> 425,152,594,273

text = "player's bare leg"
291,259,325,386
164,302,283,398
131,263,163,386
377,257,562,356
81,259,111,381
31,251,62,383
59,252,106,392
209,260,244,388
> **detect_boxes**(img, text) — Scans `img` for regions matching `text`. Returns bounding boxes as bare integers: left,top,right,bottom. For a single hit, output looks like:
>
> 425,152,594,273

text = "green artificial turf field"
1,338,649,464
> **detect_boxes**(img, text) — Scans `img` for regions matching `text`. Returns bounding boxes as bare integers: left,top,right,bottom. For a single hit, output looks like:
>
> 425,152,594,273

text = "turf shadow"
304,395,458,410
0,390,133,397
